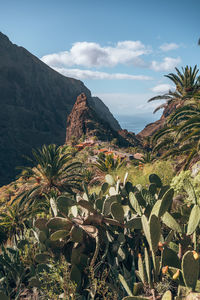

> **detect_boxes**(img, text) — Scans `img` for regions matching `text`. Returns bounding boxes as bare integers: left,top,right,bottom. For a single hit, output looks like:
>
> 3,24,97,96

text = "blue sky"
1,0,200,124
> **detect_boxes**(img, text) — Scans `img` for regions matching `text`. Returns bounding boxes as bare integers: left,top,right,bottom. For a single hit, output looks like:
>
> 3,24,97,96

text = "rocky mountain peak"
66,92,118,142
66,93,141,147
0,32,121,185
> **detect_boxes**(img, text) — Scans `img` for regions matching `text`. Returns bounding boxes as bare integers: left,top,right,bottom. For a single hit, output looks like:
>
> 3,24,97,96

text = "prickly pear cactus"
187,205,200,235
149,173,162,188
161,290,172,300
182,250,199,290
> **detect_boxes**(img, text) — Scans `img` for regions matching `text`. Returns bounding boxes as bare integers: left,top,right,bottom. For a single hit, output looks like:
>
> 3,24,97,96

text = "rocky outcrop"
66,93,141,147
66,93,121,142
137,101,179,139
89,97,121,131
0,32,121,185
118,129,141,146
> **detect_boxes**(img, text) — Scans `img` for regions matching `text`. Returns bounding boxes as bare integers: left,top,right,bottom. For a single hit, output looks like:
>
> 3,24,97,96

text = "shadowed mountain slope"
0,32,120,185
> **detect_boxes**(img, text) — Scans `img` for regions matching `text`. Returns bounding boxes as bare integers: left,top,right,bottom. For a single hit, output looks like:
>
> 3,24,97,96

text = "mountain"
66,93,141,146
0,32,121,185
137,102,178,139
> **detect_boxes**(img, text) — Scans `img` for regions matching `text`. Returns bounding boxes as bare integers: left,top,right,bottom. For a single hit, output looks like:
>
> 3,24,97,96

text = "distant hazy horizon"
116,112,162,134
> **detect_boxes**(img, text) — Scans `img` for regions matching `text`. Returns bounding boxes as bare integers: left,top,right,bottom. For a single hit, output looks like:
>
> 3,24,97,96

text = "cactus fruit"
182,250,199,290
187,205,200,235
193,251,199,260
172,269,180,280
162,266,169,274
149,174,162,188
105,174,115,186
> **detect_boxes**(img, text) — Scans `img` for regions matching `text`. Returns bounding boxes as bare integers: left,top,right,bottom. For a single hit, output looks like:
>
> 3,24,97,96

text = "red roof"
99,148,108,152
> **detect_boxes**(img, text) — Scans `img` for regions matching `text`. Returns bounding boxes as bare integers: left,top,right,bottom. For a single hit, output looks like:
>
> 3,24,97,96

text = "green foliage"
13,144,82,210
182,251,199,290
38,257,77,299
94,153,125,174
3,143,200,298
0,246,34,299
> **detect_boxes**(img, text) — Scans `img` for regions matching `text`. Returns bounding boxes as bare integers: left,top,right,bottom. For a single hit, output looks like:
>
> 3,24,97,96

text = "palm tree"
148,65,200,113
94,153,125,173
14,144,82,208
152,99,200,170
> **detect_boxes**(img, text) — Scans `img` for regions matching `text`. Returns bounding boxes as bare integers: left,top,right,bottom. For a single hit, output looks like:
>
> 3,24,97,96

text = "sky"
1,0,200,128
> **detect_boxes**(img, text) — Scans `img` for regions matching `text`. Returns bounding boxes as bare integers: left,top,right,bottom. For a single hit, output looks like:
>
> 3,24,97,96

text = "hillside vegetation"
1,64,200,299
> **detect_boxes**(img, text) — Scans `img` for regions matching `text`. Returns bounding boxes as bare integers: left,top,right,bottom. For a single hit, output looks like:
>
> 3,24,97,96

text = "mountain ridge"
0,32,121,185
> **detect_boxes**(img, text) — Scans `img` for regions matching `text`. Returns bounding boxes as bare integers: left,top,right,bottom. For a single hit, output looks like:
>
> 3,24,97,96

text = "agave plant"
0,201,43,246
94,153,125,174
0,246,36,299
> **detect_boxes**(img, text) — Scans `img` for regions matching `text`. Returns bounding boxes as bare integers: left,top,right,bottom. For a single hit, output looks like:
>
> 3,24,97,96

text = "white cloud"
151,57,181,71
41,40,151,68
95,93,160,115
160,43,179,51
151,83,175,93
54,67,153,80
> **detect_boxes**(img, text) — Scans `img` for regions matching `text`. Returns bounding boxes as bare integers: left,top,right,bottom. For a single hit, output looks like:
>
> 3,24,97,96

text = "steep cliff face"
0,32,120,185
88,97,121,131
66,93,121,142
66,93,141,147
